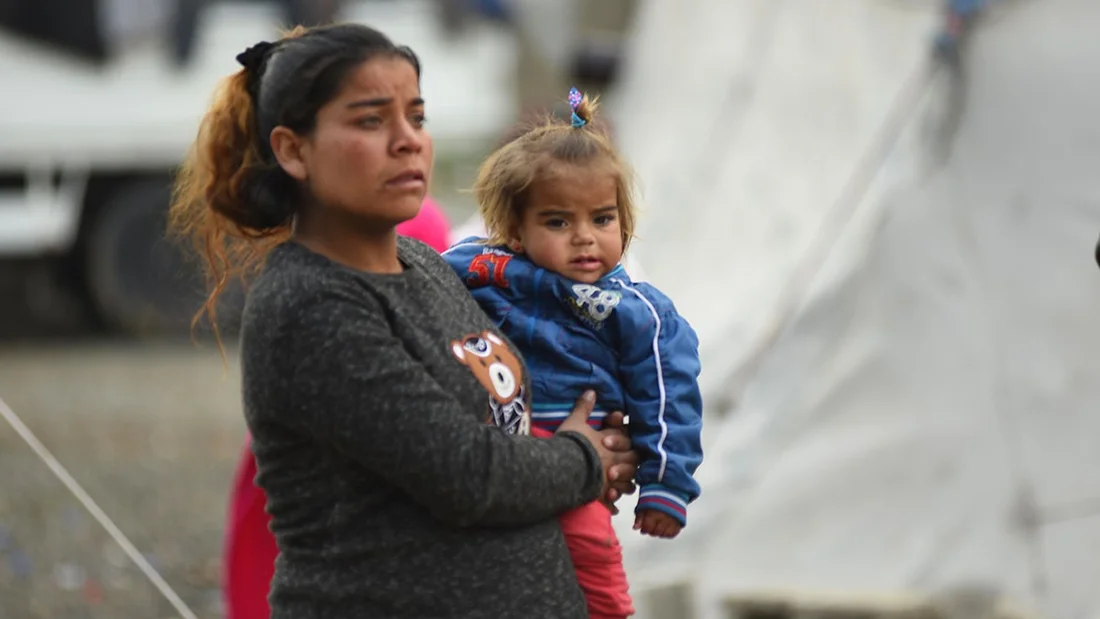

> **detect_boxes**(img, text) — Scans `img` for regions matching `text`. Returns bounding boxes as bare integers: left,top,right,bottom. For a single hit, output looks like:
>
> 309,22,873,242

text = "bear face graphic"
451,331,530,436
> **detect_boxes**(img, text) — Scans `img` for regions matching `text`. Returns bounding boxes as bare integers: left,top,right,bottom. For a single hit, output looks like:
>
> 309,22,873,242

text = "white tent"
611,0,1100,617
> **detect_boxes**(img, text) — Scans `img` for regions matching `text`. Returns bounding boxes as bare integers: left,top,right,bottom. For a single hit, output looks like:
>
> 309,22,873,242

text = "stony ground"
0,154,482,618
0,340,246,619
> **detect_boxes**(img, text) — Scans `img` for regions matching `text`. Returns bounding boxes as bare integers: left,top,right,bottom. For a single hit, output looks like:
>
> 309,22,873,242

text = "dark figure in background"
0,0,109,62
171,0,342,67
932,0,992,63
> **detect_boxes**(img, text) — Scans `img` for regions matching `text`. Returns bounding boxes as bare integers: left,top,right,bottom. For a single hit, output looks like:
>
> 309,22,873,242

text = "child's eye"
594,214,617,225
544,219,567,229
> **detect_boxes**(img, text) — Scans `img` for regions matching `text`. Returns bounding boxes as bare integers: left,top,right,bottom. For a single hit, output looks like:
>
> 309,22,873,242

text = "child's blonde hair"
472,90,638,252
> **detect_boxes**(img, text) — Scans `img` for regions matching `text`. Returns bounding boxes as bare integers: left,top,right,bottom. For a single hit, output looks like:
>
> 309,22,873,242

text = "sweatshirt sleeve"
278,286,604,528
617,284,704,527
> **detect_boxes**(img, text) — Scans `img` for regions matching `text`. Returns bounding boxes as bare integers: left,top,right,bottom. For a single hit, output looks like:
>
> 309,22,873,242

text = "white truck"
0,0,515,335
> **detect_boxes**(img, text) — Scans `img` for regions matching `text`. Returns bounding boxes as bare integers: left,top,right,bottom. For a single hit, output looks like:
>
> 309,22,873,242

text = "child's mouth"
571,257,602,271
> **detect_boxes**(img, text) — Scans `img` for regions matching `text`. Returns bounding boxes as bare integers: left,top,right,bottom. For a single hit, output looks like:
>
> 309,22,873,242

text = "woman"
168,22,638,619
222,196,453,619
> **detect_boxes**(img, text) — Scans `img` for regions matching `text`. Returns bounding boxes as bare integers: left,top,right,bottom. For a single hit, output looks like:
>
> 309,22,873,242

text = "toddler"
443,88,704,619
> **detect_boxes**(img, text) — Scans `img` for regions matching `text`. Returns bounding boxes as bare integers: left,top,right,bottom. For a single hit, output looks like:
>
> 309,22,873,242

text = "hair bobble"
568,87,586,128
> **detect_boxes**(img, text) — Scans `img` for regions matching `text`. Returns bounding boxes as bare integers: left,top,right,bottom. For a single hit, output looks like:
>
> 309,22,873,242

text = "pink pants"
532,427,635,618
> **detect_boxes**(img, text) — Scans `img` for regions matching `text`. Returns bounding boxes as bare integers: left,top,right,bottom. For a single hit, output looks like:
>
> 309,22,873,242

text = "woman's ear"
269,126,309,181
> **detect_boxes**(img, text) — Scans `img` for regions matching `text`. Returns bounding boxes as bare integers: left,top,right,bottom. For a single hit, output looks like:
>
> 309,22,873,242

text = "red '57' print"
467,253,512,288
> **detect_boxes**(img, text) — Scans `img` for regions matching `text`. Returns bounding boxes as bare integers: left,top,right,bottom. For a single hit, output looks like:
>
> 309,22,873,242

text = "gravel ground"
0,151,483,619
0,341,246,619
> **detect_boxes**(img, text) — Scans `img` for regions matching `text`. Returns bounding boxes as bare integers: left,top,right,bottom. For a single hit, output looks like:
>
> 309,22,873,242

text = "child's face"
512,163,623,284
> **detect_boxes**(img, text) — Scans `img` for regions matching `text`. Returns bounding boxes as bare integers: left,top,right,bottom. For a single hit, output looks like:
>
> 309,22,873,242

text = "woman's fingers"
603,410,627,429
599,412,637,498
558,396,639,506
609,477,637,497
606,488,620,504
608,461,637,483
601,432,632,451
612,449,639,469
603,496,621,516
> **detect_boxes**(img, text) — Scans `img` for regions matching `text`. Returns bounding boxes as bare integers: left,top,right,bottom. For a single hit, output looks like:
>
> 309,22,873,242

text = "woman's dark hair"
168,23,420,340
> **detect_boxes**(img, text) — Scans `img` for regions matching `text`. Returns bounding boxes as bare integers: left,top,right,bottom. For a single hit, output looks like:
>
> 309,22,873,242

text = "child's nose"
572,224,596,243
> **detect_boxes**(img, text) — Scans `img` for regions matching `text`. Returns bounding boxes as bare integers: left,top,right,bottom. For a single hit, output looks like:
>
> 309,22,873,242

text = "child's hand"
633,509,682,539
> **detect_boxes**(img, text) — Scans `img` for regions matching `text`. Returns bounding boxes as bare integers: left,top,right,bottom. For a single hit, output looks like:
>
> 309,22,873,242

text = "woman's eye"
357,116,383,128
410,113,427,128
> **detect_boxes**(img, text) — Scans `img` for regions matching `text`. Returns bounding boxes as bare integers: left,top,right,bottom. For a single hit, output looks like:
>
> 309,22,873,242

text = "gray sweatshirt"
239,238,603,619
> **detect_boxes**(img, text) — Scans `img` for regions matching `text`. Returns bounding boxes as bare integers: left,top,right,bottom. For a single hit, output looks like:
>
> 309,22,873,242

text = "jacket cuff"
635,483,689,526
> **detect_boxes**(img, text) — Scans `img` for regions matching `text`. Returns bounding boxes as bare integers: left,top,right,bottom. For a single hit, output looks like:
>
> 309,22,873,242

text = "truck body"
0,0,515,334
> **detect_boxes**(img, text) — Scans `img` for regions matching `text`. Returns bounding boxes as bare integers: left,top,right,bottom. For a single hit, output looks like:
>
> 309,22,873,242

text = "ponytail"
167,68,291,347
568,87,599,128
168,23,423,351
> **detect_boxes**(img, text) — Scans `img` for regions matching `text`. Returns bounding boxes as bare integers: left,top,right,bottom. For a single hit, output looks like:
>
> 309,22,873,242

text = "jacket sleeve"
440,237,483,286
277,287,604,529
617,284,704,527
440,238,525,293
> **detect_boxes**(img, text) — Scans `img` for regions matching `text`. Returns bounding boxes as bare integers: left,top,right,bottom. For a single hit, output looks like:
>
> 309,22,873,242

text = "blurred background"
1,0,1098,617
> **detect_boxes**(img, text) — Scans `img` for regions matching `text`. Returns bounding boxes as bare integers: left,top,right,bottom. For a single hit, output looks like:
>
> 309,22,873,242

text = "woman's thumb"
568,390,596,422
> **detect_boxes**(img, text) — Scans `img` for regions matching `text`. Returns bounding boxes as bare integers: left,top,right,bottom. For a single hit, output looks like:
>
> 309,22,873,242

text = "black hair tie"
236,41,275,72
236,41,276,105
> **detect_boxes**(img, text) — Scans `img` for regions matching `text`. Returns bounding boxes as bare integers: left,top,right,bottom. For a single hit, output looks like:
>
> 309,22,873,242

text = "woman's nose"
392,119,424,154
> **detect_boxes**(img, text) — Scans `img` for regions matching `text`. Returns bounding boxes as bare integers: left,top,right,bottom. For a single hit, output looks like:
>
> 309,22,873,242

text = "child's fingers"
650,521,663,537
650,519,665,538
637,511,685,537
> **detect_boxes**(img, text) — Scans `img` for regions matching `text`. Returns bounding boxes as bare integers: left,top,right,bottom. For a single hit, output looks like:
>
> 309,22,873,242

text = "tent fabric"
609,1,1100,618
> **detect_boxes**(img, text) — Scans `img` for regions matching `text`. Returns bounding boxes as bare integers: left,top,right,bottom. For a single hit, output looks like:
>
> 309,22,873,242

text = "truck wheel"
85,180,242,338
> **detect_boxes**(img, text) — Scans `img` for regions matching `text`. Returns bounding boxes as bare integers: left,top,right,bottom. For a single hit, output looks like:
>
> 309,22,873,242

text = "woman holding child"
170,21,648,619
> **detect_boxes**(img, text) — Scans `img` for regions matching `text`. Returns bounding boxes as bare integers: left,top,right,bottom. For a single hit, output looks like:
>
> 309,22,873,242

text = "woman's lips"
385,170,425,190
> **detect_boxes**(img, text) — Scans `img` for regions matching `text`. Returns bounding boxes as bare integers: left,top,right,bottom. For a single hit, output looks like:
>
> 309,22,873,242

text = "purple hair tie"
568,87,586,128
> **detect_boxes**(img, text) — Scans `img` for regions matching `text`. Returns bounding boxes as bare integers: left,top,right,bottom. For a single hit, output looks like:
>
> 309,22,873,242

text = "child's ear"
506,227,524,253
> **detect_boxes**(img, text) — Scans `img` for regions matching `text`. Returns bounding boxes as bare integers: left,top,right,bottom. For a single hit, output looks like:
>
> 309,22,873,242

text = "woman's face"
277,56,433,231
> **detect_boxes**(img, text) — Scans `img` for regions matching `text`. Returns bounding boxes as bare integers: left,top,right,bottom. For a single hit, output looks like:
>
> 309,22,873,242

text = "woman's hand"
599,411,638,513
556,391,639,514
